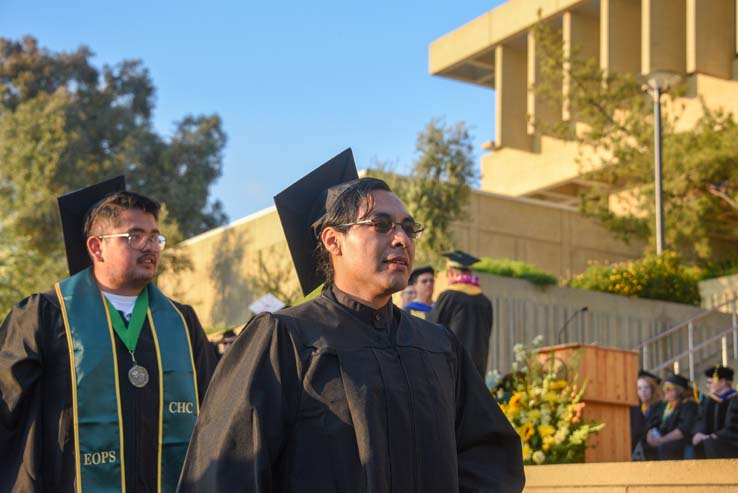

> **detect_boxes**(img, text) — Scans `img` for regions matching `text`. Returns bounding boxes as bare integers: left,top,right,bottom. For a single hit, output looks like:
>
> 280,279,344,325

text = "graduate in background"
178,149,525,493
692,365,738,458
427,250,493,377
0,178,216,492
403,265,435,318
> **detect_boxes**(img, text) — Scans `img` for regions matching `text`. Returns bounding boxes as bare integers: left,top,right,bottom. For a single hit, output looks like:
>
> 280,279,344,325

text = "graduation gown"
427,285,493,376
693,390,737,436
178,288,524,493
645,400,698,459
0,289,217,492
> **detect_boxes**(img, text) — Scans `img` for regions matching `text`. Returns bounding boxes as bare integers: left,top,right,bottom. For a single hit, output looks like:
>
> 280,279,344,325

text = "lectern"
537,344,639,463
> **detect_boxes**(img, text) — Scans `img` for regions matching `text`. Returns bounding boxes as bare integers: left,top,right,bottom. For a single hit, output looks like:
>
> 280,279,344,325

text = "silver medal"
128,364,149,388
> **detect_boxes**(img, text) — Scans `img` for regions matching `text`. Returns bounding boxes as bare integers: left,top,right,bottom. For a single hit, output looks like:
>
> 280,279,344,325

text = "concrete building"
429,0,738,206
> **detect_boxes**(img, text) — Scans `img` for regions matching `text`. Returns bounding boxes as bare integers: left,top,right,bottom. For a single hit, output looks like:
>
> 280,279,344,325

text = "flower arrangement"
490,336,605,465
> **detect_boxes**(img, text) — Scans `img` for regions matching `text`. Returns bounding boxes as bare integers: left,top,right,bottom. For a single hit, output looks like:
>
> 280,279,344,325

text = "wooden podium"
537,344,639,463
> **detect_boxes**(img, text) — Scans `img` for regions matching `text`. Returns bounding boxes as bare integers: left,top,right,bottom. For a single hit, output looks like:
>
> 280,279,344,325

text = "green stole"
55,267,199,493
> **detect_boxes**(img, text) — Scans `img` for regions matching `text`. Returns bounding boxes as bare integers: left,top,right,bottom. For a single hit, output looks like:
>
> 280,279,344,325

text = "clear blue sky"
1,0,505,224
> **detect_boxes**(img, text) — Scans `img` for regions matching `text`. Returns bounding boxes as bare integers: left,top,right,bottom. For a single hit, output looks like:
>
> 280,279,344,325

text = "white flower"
532,450,546,464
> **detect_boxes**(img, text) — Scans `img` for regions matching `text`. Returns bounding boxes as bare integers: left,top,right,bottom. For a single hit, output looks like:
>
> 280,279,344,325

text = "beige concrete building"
429,0,738,206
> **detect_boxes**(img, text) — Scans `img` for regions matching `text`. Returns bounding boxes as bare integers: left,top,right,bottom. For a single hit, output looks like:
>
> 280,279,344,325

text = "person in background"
404,266,435,318
427,251,493,376
692,365,738,458
645,374,699,460
631,370,664,460
400,283,418,310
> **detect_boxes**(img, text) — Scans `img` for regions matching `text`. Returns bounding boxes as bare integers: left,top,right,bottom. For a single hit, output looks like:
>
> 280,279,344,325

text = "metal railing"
633,296,738,381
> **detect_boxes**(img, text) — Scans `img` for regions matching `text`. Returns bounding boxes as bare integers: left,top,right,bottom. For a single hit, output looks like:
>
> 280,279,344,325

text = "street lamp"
644,70,681,255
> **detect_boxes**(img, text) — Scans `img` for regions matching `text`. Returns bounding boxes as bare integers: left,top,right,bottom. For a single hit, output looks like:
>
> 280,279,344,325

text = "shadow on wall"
208,228,254,330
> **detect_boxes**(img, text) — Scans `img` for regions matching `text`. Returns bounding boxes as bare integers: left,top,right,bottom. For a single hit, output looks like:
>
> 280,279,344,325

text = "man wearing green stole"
0,177,217,493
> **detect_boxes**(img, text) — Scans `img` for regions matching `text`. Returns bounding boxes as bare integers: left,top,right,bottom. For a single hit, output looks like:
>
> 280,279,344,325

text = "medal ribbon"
105,287,149,353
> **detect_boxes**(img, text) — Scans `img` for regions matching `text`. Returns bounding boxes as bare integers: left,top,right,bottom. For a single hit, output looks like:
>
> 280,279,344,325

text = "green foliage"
531,20,738,266
567,252,701,305
371,118,475,269
473,258,557,286
0,36,227,314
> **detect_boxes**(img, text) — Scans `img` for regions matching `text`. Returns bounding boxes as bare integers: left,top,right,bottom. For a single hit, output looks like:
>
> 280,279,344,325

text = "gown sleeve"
177,313,303,492
453,336,526,493
0,294,48,492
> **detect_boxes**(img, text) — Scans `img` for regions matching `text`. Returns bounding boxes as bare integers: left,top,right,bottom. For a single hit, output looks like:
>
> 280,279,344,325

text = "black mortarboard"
664,373,690,389
638,369,662,384
58,176,126,275
442,250,480,269
409,266,434,285
274,148,358,296
705,365,734,381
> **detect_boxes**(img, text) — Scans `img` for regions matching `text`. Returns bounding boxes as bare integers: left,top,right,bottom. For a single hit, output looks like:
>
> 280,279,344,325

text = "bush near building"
567,252,701,305
473,258,558,287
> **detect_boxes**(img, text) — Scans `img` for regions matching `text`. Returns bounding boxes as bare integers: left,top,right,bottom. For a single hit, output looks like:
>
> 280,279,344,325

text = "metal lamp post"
644,70,681,255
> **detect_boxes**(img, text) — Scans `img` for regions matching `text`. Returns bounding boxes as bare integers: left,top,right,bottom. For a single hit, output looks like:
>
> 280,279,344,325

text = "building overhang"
428,0,588,88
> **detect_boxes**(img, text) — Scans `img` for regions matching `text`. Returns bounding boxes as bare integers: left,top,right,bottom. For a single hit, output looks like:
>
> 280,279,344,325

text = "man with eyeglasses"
0,177,216,492
178,149,524,492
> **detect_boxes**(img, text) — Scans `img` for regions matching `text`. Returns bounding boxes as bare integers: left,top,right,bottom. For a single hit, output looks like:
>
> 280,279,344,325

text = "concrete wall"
524,459,738,491
700,273,738,311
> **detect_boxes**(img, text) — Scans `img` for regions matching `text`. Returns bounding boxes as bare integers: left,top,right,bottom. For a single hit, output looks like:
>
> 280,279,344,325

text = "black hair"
84,191,161,237
314,177,391,284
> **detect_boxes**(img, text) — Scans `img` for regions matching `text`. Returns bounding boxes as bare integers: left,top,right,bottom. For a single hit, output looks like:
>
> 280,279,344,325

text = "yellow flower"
538,424,555,438
550,379,568,391
543,391,559,405
520,422,535,441
527,410,541,422
532,450,546,464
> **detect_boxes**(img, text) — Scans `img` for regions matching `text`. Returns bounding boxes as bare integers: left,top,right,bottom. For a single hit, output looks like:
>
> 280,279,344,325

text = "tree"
0,36,227,314
372,118,476,268
530,20,738,267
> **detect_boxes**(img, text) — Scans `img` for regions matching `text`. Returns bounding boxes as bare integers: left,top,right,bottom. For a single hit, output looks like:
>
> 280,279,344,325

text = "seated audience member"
645,374,699,460
631,370,664,460
692,365,738,458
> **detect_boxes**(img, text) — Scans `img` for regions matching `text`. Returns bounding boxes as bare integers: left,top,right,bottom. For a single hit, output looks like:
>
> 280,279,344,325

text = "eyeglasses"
335,217,424,239
97,232,167,251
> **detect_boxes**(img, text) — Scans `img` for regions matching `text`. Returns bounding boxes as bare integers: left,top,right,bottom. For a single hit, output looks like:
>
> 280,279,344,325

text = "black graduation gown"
0,289,217,493
693,391,737,436
427,288,493,376
645,400,698,459
630,402,661,453
178,290,524,493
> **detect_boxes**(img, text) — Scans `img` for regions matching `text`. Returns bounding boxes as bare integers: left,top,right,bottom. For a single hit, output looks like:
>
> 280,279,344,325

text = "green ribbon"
104,287,149,353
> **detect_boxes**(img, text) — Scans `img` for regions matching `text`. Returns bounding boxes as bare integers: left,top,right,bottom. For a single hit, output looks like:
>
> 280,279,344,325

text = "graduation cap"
57,176,126,275
705,365,734,381
409,265,434,285
442,250,480,270
638,369,662,384
274,148,358,296
664,373,690,390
